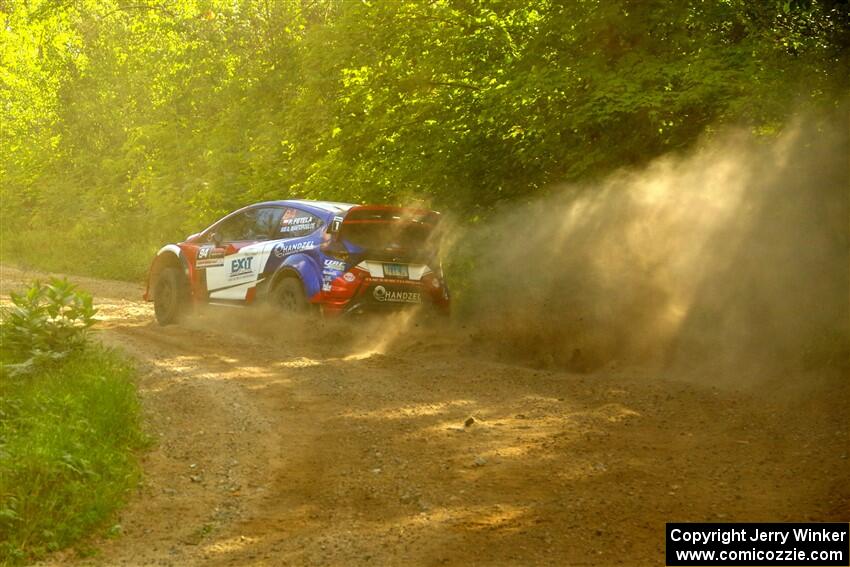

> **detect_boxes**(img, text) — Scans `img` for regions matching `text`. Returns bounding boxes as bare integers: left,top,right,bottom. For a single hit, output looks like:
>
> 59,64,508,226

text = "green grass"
0,346,148,565
0,229,152,283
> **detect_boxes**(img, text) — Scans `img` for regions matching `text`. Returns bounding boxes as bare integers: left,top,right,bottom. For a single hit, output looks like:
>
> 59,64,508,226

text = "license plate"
382,263,408,279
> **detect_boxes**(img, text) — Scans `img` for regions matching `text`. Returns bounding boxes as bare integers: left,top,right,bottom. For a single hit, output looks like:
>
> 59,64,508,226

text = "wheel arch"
145,245,190,301
268,266,306,295
267,253,322,300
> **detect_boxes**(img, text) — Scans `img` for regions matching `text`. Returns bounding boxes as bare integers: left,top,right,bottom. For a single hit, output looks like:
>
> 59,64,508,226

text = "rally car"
144,200,450,324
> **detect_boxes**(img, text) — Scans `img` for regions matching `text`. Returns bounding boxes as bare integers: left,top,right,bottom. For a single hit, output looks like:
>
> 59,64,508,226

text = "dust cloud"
177,116,847,388
182,303,444,362
452,116,849,384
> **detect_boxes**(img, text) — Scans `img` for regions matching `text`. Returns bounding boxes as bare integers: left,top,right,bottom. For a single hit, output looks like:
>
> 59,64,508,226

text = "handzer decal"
372,285,421,304
273,241,316,258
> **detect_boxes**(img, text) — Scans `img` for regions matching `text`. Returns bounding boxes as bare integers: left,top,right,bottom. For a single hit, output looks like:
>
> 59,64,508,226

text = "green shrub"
1,278,97,376
0,347,147,565
0,280,146,565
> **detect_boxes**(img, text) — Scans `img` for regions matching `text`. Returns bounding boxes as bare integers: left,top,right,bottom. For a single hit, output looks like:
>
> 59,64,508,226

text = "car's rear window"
340,223,435,253
338,209,440,261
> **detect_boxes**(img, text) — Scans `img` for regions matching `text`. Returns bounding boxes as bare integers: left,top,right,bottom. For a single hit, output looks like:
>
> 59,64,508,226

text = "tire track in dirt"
3,266,846,567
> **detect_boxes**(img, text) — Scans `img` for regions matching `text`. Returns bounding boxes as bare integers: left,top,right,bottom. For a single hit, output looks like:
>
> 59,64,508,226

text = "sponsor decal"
321,259,346,288
273,241,316,258
196,245,225,268
280,221,317,234
279,212,318,235
281,216,314,226
343,272,356,283
229,256,254,279
372,285,421,304
365,276,419,285
323,258,346,271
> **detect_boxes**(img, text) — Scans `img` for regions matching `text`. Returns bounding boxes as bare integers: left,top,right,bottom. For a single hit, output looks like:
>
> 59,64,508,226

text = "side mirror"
209,231,223,246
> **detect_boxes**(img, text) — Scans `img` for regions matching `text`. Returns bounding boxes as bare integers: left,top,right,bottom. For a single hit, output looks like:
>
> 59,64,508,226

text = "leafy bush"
0,280,145,564
1,278,97,375
0,347,147,565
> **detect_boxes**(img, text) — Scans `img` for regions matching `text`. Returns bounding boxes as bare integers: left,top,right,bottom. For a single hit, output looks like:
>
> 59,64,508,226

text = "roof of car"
259,199,356,216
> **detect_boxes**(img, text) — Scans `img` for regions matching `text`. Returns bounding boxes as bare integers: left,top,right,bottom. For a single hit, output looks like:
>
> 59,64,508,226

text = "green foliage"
0,0,848,279
0,346,147,565
2,278,97,376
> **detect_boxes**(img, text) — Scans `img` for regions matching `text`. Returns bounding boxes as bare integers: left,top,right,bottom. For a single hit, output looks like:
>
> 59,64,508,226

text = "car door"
205,207,284,301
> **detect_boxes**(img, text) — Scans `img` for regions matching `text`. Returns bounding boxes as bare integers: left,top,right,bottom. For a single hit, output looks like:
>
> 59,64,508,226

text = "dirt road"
3,267,847,566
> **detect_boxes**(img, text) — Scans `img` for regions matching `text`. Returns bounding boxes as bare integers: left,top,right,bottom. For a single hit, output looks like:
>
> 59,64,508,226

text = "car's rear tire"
154,267,189,325
271,277,310,314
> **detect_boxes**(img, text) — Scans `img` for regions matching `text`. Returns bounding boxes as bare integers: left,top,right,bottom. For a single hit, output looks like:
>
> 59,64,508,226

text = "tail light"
421,271,450,304
421,271,442,290
324,266,368,302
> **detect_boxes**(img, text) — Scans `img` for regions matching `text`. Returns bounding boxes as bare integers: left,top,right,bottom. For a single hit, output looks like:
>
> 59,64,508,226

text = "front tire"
153,267,188,325
271,277,310,314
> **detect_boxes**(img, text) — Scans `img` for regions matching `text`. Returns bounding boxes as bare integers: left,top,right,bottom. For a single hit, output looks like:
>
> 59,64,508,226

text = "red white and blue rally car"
144,200,450,324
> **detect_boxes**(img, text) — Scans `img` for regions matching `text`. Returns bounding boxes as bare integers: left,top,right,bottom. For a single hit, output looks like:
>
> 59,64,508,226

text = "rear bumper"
327,299,450,317
317,278,449,317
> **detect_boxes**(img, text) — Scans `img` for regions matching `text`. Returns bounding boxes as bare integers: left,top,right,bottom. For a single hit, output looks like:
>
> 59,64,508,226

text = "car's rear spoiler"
328,205,440,234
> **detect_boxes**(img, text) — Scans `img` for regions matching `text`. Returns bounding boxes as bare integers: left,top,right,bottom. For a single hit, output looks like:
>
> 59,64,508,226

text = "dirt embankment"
1,265,846,567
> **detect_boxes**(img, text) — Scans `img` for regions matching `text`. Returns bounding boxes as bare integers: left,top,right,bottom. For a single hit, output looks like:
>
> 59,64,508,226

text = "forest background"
1,0,848,281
